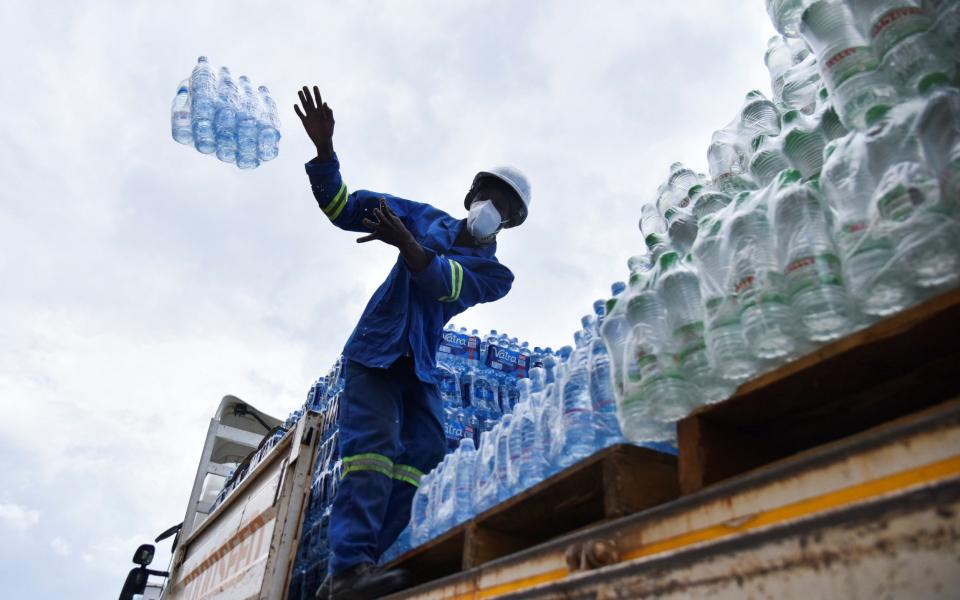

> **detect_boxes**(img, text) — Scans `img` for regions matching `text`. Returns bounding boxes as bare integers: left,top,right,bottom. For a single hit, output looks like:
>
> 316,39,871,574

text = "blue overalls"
305,155,514,573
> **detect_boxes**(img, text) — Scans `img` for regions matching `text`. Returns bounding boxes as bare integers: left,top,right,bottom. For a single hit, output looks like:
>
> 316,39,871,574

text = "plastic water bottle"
189,56,217,154
821,131,913,317
588,338,624,448
258,85,281,161
741,91,782,139
668,162,701,200
558,349,595,467
214,67,240,163
848,0,954,96
434,455,455,535
410,471,433,546
767,0,815,37
599,294,631,400
622,275,694,436
453,438,476,525
692,213,758,383
771,170,853,341
799,0,898,130
467,367,500,433
473,430,497,513
873,160,960,290
726,190,801,360
689,184,732,223
780,53,822,115
535,384,561,477
640,202,667,238
236,76,261,170
514,382,545,490
494,414,514,500
765,36,813,104
929,0,960,62
170,79,193,145
749,134,792,188
782,109,827,179
707,125,753,194
657,252,731,405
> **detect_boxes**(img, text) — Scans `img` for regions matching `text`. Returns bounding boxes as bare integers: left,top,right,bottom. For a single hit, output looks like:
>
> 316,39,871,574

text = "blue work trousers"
329,356,445,574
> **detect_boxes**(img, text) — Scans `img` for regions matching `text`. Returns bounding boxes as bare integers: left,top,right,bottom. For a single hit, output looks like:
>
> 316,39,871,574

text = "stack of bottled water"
289,361,345,600
600,0,960,451
170,56,281,169
399,315,681,557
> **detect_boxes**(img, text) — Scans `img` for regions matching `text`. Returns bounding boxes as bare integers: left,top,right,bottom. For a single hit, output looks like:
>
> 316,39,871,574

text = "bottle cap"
865,104,891,126
918,72,950,95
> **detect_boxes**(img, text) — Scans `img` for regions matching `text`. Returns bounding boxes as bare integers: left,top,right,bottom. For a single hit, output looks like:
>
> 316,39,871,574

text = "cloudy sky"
0,1,774,597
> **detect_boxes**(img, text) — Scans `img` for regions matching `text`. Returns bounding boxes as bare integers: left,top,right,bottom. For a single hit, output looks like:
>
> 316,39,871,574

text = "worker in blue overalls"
294,86,531,599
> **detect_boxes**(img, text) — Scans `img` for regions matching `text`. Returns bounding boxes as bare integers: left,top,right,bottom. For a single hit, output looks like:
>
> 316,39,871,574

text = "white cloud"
0,502,40,532
51,537,71,557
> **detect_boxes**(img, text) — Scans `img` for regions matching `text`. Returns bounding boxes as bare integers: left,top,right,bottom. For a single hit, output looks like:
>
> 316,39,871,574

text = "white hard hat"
465,166,531,228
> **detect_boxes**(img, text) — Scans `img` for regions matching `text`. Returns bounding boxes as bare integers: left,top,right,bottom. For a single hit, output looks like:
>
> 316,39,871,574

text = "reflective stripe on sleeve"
322,183,348,221
392,464,424,487
438,260,463,302
341,452,394,480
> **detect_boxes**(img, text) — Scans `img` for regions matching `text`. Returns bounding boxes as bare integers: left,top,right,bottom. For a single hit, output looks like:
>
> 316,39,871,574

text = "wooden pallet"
678,287,960,495
385,443,678,582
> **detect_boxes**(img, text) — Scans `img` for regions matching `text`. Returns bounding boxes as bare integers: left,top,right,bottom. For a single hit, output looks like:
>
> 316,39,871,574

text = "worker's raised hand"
357,198,416,248
294,85,334,160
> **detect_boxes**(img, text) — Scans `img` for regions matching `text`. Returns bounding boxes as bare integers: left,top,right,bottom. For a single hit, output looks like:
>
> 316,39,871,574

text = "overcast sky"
0,1,775,597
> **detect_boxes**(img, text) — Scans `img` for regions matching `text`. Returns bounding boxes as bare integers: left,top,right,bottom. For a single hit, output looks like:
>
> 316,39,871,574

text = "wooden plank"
678,287,960,494
387,444,679,577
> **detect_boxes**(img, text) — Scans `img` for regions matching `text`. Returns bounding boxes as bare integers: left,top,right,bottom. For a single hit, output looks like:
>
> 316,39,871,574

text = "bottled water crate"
677,287,960,495
384,443,678,583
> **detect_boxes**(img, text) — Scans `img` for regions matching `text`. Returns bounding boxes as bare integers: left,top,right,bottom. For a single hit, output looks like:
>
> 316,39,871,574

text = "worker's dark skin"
295,85,514,272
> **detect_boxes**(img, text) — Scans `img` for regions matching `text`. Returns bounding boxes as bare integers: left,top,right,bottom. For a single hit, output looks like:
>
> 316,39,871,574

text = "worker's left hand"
357,198,416,248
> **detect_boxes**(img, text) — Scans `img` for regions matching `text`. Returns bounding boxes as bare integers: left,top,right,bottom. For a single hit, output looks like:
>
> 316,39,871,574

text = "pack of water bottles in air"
606,0,960,448
170,56,281,169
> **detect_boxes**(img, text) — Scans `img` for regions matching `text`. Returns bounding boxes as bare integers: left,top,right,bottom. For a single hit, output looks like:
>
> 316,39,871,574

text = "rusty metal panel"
506,478,960,599
389,400,960,599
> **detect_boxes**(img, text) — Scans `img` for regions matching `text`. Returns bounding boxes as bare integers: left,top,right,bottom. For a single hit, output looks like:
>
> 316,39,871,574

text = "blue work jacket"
305,154,514,384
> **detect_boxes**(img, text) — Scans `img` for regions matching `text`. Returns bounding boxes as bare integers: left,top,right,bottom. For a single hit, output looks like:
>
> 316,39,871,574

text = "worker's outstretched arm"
296,85,431,235
411,253,514,307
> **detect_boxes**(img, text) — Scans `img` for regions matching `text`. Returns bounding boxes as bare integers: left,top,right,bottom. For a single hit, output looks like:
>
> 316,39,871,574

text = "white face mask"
467,200,503,243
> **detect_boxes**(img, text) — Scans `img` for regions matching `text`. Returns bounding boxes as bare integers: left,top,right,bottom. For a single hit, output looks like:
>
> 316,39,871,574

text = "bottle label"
438,331,481,360
784,253,844,298
823,45,879,89
869,6,933,59
837,221,893,258
672,322,707,362
484,345,530,378
735,271,787,312
706,295,742,329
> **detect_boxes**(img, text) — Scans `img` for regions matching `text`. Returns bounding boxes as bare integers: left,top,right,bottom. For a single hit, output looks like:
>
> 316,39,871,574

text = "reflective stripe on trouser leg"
342,453,395,480
392,464,424,487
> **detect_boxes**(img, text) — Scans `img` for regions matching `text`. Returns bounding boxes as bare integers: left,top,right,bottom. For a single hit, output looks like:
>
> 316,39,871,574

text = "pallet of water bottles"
288,359,346,599
381,442,679,584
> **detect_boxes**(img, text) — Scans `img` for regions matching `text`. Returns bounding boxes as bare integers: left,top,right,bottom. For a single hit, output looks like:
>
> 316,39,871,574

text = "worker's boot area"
315,563,413,600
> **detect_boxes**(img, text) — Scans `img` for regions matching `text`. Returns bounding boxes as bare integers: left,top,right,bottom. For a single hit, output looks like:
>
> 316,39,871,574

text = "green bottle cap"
778,169,802,185
865,104,891,126
605,297,618,314
659,251,679,270
918,72,950,95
